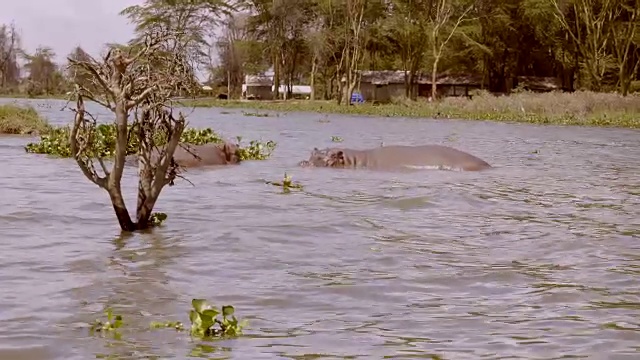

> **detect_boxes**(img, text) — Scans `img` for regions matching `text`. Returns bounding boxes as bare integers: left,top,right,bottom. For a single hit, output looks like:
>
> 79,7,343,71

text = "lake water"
1,98,639,360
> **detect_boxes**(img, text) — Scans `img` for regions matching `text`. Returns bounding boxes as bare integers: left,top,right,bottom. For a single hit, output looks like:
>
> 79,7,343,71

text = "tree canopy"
0,0,638,99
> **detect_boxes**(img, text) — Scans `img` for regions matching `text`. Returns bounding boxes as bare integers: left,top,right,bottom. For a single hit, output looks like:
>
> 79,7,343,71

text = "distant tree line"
0,22,96,97
2,0,639,102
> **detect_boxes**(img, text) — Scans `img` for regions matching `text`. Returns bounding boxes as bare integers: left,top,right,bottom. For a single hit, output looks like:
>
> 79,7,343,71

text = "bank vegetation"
0,103,52,135
186,89,640,128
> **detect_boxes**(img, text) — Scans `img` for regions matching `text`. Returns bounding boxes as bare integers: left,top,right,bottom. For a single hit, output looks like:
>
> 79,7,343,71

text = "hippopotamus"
125,141,240,168
298,144,491,171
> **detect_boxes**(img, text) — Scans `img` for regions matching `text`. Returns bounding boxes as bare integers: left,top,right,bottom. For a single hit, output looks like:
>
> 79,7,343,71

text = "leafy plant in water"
179,127,222,145
189,299,247,338
24,125,276,161
235,136,277,161
242,111,270,117
90,308,123,334
149,212,168,226
24,125,223,158
24,126,73,157
150,320,184,331
87,300,245,342
266,172,303,193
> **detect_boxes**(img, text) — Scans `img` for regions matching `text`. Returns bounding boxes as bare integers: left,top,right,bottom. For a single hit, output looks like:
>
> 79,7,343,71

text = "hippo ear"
225,142,237,153
223,143,231,159
222,142,237,162
329,150,344,162
326,150,345,167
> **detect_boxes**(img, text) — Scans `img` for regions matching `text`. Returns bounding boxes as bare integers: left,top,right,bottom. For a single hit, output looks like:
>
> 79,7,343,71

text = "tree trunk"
336,62,345,105
310,54,317,100
620,59,639,96
404,70,410,98
136,188,158,230
328,74,335,100
100,101,135,231
620,65,629,96
273,52,280,100
431,57,439,100
346,80,357,105
108,187,136,231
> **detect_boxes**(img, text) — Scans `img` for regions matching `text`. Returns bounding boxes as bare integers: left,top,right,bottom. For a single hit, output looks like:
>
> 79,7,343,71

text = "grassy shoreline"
0,93,69,100
0,104,52,135
181,90,640,129
3,90,639,129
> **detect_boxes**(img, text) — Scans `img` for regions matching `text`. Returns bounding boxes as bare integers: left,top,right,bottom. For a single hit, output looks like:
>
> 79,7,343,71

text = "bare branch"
68,89,107,188
126,85,157,109
67,58,114,98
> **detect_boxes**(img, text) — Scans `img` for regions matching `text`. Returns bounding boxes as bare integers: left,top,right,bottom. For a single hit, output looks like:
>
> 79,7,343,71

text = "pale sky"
1,0,142,61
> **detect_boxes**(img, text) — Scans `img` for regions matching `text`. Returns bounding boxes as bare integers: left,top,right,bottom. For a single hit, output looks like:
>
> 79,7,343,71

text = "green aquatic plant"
331,135,343,142
266,172,304,193
23,124,276,161
24,124,222,158
188,299,247,338
179,127,223,145
150,320,185,331
89,300,245,340
242,111,271,117
90,308,124,334
149,299,247,339
149,212,168,226
235,136,277,161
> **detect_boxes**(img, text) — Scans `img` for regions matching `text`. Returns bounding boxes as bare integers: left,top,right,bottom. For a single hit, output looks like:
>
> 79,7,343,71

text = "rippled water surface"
1,98,639,360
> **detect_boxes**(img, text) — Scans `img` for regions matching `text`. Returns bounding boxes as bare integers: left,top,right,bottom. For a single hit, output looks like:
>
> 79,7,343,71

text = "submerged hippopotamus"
125,142,240,168
298,144,491,171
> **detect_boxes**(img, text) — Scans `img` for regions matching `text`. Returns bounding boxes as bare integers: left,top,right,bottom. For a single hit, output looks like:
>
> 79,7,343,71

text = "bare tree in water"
67,31,200,231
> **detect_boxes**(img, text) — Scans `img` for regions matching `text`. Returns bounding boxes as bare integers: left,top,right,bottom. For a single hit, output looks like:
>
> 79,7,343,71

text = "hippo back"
124,142,239,168
173,143,232,167
356,145,490,171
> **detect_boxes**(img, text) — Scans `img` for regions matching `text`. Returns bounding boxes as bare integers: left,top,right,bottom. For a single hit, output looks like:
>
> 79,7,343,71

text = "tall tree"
550,0,618,91
385,0,431,99
245,0,288,99
214,12,269,97
428,0,473,99
608,0,640,95
0,23,22,90
23,47,66,96
337,0,370,105
66,46,95,92
120,0,234,71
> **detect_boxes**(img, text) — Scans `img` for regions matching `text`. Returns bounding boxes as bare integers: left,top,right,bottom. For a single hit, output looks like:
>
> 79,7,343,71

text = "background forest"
0,0,638,102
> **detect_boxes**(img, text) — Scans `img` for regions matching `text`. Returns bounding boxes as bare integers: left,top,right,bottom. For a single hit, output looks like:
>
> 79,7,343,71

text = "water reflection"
1,98,640,359
62,231,188,359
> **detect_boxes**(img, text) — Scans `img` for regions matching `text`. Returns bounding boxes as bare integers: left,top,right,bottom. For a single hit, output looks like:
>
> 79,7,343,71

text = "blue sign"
351,92,364,104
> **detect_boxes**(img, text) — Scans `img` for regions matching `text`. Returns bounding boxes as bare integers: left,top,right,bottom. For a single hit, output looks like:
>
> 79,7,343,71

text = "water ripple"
1,98,640,359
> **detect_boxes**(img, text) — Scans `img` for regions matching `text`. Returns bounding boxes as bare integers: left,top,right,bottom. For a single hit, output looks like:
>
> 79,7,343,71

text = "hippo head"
220,142,240,164
298,148,346,168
